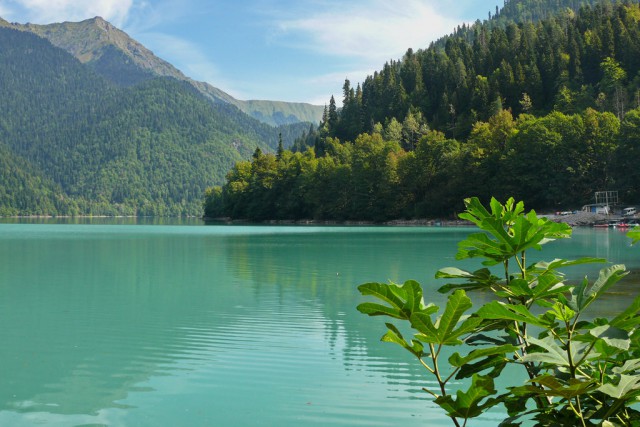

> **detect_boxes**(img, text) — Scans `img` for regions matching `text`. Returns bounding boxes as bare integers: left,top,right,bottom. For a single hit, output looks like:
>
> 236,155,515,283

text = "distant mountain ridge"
0,25,312,216
0,16,324,126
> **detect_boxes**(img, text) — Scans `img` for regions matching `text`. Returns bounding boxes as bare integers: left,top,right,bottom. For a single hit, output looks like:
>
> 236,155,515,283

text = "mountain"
317,0,640,140
0,16,324,126
210,0,640,221
0,25,311,216
439,0,622,48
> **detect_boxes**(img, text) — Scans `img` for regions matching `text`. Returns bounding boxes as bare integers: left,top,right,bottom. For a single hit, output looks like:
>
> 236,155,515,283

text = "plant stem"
430,343,461,427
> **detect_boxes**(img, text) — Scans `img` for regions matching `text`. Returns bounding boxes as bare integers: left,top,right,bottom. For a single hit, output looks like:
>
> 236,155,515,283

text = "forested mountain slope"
0,16,324,126
0,26,305,216
207,1,640,221
343,0,640,138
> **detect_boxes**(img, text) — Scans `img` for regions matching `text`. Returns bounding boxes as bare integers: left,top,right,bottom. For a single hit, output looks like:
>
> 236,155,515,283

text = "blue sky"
0,0,501,105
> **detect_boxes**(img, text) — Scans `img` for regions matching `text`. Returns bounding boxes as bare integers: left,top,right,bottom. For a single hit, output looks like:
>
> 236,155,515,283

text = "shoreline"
3,213,636,228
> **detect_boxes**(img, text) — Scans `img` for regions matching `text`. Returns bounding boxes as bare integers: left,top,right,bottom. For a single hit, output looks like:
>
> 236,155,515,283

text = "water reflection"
0,224,637,426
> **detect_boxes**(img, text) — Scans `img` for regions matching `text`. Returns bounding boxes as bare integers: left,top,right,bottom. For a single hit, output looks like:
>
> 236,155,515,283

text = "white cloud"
3,0,133,26
274,0,459,61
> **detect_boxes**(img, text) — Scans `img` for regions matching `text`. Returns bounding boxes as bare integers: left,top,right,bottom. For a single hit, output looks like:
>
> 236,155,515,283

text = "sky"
0,0,502,105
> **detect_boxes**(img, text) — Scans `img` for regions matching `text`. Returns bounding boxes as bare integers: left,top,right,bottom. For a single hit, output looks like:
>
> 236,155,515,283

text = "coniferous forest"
206,1,640,221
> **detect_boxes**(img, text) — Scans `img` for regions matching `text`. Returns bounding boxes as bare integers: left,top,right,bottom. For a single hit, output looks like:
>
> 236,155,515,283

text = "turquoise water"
0,223,638,426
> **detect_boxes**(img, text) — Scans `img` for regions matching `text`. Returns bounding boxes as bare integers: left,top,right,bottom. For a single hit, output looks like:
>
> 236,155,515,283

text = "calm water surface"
0,222,638,426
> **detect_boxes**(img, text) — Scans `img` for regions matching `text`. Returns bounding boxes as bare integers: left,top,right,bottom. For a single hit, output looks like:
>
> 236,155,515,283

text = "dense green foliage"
446,0,613,43
496,0,607,22
334,0,640,137
207,106,639,220
358,197,640,426
209,1,640,221
0,26,309,216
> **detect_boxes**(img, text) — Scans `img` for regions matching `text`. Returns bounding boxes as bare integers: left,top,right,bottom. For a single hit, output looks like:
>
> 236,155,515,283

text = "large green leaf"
457,232,509,265
520,336,570,367
589,325,630,351
598,375,640,400
612,358,640,375
458,197,493,228
611,295,640,330
357,282,406,318
533,257,606,272
547,301,576,323
588,265,628,301
411,290,477,346
455,355,509,380
516,374,596,399
529,271,572,303
457,197,571,265
502,278,534,298
381,323,424,358
410,312,439,344
435,267,499,294
356,302,404,318
567,265,628,312
449,345,519,368
476,300,550,328
436,290,473,339
357,280,436,319
434,374,499,419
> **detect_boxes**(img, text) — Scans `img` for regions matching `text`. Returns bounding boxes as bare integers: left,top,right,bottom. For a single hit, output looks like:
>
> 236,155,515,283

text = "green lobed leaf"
598,374,640,400
520,336,570,367
434,374,499,419
381,323,424,358
507,278,534,298
435,267,499,294
449,345,519,368
458,197,492,228
401,280,424,315
612,358,640,375
547,302,576,323
526,374,596,399
530,271,571,302
456,232,508,265
589,324,630,351
588,265,628,303
568,265,628,313
435,267,477,279
357,280,437,319
356,302,404,318
611,295,640,330
455,355,509,380
567,276,590,312
435,290,473,341
357,282,407,318
533,257,606,272
411,290,477,346
411,312,440,344
476,300,550,328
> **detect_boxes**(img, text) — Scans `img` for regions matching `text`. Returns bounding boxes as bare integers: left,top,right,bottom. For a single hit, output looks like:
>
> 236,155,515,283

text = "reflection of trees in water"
221,227,640,405
5,226,630,422
221,229,472,399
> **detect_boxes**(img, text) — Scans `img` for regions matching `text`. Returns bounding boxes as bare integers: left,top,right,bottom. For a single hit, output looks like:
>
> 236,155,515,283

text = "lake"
0,222,638,426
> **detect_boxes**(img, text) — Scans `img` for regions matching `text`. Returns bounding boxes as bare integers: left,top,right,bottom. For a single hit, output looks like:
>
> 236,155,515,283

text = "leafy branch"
358,197,640,426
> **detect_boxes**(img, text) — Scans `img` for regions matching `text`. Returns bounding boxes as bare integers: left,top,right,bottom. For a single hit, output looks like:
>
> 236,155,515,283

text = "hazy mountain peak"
0,15,323,125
